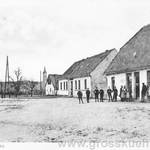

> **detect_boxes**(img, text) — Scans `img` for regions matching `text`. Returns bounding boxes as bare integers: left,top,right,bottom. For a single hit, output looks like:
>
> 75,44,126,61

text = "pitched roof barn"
105,24,150,75
61,49,116,79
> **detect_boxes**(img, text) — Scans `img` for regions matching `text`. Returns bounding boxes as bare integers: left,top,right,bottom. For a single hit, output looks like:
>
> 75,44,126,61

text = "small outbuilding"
46,74,61,95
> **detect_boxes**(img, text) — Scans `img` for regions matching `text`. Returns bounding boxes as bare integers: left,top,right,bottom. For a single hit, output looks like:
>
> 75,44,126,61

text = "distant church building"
46,74,61,95
57,49,117,97
42,67,61,96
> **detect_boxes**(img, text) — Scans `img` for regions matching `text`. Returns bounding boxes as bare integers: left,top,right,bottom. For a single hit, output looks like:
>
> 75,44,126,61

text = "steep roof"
47,74,61,89
43,66,47,74
105,24,150,75
60,49,115,79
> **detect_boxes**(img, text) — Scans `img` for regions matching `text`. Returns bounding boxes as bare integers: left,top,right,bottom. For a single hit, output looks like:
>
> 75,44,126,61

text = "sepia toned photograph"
0,0,150,150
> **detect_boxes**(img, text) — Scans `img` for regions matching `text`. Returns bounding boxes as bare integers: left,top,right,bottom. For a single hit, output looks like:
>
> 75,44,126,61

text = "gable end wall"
90,49,117,97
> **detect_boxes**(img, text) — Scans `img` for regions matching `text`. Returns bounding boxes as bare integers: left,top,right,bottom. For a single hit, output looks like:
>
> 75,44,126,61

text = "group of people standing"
77,86,118,104
93,87,104,102
107,86,118,102
77,88,91,104
77,83,150,104
119,85,132,102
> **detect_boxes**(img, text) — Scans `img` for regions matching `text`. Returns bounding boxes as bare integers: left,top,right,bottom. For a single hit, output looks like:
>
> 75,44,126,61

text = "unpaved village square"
0,97,150,142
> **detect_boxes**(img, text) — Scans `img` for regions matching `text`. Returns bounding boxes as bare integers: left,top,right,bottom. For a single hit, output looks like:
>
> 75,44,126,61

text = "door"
147,71,150,98
70,80,73,96
134,72,140,99
111,77,115,90
126,73,132,93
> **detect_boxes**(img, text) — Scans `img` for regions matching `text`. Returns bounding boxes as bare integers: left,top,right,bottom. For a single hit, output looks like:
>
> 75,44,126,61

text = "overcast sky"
0,0,150,81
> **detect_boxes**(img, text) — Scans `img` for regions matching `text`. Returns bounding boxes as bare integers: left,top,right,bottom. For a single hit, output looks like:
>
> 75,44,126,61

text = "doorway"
70,80,73,96
126,73,132,94
111,77,115,90
147,71,150,98
134,72,140,99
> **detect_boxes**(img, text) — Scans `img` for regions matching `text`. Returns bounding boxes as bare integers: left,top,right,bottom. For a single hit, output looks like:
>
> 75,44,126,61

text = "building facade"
45,74,61,95
58,49,117,97
105,25,150,100
58,77,91,97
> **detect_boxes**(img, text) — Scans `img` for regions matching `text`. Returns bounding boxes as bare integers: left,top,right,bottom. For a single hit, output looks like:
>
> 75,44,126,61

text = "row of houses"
43,49,117,97
43,24,150,100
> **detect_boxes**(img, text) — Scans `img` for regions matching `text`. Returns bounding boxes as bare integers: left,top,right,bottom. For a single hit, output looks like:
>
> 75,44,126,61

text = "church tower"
42,66,47,95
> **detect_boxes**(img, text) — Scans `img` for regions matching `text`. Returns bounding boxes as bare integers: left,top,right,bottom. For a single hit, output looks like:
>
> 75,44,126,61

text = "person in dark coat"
77,90,84,104
113,86,118,102
141,83,147,102
119,85,123,102
94,87,99,102
86,88,90,103
99,89,104,102
71,89,73,97
107,87,112,102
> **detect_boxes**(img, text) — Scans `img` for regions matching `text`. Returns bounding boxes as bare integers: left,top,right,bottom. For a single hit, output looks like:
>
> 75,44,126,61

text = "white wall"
107,69,149,100
107,73,126,99
57,79,69,95
107,73,126,90
57,77,91,97
139,70,147,99
72,77,91,97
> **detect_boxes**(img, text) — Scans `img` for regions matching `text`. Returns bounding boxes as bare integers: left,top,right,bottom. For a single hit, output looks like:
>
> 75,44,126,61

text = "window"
66,81,68,90
75,80,77,89
78,80,81,90
64,82,65,90
60,82,62,90
84,79,87,89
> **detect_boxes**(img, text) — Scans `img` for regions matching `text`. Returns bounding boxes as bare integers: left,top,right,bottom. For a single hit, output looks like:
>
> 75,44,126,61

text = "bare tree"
29,81,36,97
10,67,23,97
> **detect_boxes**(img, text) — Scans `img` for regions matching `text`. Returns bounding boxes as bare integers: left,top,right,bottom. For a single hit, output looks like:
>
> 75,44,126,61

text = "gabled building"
105,24,150,100
46,74,61,95
57,49,117,97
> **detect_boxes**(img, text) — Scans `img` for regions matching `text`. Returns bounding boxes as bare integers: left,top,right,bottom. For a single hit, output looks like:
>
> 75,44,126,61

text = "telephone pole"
4,56,10,98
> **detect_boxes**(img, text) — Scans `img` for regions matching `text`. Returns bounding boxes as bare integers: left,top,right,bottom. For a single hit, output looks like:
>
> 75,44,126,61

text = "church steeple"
42,66,47,95
43,66,47,74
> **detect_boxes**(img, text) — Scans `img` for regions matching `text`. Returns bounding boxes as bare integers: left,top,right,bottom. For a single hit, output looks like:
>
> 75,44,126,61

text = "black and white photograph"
0,0,150,150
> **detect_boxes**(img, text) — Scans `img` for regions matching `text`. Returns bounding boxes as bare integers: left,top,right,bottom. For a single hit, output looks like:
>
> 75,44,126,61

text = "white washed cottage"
105,24,150,100
57,49,117,97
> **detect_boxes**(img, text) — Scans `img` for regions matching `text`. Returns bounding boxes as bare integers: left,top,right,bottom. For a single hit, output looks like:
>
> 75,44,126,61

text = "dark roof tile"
105,24,150,75
60,49,115,79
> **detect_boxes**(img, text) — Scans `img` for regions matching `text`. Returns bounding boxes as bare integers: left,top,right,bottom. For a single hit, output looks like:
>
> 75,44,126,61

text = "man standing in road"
77,90,84,104
94,87,99,102
141,83,147,102
86,88,90,103
99,89,104,102
107,87,112,102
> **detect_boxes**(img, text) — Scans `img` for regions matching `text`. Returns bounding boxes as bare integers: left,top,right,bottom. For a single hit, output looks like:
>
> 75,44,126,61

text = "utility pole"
4,56,10,98
40,71,42,96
